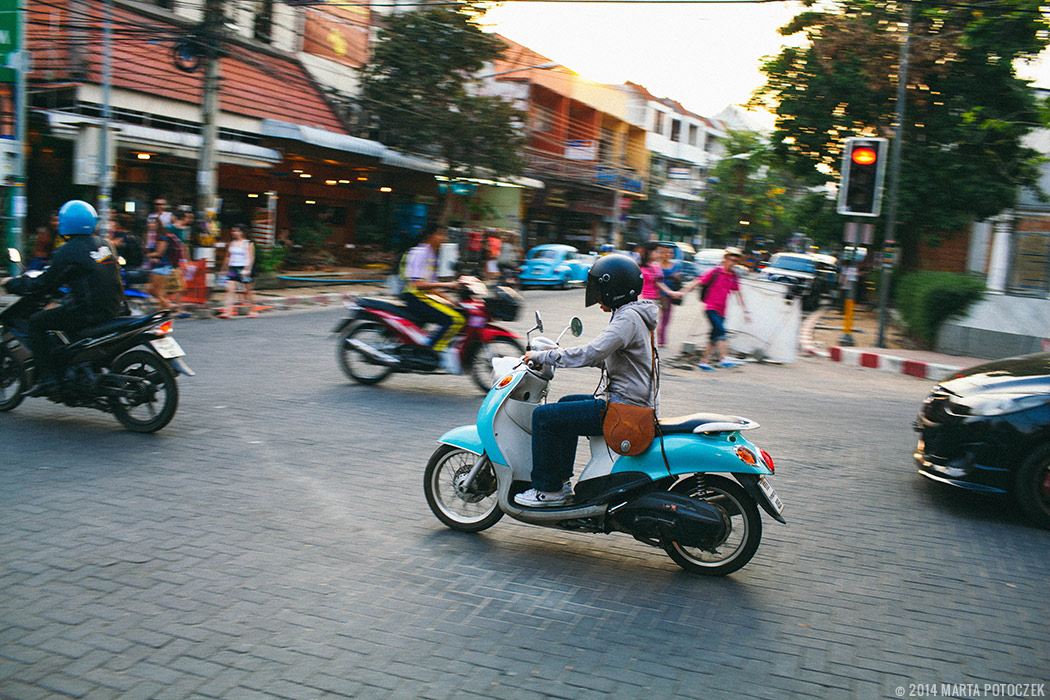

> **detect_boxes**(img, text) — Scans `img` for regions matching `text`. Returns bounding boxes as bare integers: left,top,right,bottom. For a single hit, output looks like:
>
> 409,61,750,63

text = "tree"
750,0,1050,265
356,5,525,224
704,131,814,249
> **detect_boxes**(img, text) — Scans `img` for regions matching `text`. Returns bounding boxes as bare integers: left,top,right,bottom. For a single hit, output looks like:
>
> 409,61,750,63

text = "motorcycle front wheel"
662,474,762,576
337,321,395,385
0,334,26,411
108,349,179,433
424,444,504,532
468,337,524,393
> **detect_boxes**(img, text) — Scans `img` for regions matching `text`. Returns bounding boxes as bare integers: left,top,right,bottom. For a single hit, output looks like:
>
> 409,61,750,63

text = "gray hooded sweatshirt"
529,300,660,408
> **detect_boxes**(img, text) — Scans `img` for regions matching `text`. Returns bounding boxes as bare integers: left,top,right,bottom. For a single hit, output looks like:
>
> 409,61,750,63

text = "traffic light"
837,137,888,217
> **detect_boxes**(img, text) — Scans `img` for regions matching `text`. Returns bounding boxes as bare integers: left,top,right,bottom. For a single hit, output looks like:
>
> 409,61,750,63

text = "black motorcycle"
0,279,194,433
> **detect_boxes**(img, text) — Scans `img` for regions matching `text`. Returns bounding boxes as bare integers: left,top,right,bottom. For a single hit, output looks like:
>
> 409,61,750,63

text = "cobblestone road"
2,290,1048,699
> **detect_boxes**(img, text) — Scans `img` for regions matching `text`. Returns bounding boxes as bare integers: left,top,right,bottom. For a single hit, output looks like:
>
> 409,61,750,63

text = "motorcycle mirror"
7,247,21,264
526,311,543,348
570,317,583,337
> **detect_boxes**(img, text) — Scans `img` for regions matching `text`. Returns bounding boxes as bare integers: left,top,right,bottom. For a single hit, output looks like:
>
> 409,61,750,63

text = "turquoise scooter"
424,313,785,576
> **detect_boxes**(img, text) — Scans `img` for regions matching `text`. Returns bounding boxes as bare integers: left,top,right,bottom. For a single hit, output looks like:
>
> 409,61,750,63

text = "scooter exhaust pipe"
346,338,400,367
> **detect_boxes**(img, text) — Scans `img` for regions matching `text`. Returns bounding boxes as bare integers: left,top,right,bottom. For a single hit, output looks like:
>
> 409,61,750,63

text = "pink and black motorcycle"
333,277,523,393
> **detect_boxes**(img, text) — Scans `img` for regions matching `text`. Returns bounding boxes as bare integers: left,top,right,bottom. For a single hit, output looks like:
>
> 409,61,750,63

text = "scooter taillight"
760,449,775,473
735,446,757,466
156,321,173,335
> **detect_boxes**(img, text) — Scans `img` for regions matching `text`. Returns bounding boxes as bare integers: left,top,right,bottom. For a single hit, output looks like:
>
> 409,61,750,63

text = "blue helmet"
58,200,99,237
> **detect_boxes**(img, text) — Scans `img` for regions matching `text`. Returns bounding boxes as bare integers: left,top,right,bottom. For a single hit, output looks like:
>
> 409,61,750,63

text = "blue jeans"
706,309,728,342
530,394,606,492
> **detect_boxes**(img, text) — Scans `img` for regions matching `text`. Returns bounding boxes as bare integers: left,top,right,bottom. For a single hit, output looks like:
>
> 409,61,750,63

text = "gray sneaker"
514,485,572,507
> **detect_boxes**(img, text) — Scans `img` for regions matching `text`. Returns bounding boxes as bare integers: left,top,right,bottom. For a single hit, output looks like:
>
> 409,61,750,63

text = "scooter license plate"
757,476,784,514
150,337,185,359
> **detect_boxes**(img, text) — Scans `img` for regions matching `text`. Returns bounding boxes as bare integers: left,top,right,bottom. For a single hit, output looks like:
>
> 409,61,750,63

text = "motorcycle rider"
399,224,465,373
1,200,124,395
516,254,659,507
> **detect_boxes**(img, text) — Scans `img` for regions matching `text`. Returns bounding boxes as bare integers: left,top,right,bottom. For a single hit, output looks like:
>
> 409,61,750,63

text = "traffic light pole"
877,2,913,348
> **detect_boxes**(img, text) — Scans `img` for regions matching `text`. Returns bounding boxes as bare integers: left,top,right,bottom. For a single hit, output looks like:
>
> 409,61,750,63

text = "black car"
914,353,1050,529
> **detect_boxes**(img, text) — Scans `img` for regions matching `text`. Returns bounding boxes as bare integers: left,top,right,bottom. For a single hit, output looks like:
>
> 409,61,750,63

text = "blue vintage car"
519,244,595,289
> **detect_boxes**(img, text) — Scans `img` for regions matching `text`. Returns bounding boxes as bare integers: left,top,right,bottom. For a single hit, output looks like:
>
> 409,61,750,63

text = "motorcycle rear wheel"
108,349,179,433
662,474,762,576
0,335,26,412
424,444,503,532
468,337,524,393
337,321,395,385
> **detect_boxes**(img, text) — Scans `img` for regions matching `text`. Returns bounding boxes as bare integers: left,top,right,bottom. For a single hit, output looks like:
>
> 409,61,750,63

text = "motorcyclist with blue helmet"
1,200,125,394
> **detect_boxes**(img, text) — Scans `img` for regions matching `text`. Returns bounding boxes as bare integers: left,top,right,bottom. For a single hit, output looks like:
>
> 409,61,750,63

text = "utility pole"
195,0,224,247
877,2,913,347
98,0,113,230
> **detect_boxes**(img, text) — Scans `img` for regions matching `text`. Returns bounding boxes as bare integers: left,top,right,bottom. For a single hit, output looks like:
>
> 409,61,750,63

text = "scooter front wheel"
337,321,395,385
424,445,504,532
0,335,26,412
662,474,762,576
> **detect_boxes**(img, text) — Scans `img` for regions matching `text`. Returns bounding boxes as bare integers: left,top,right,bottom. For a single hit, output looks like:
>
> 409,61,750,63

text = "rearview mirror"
7,247,21,264
570,317,583,337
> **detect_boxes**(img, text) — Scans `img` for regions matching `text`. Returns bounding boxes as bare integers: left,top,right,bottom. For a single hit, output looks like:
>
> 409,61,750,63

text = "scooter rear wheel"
424,444,503,532
108,349,179,433
662,475,762,576
337,321,395,385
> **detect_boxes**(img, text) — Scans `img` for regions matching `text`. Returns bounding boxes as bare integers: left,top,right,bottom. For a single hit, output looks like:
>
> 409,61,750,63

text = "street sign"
0,0,20,83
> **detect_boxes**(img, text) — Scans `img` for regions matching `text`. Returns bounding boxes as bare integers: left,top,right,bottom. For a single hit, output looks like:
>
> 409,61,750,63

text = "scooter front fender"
438,424,484,456
614,433,773,480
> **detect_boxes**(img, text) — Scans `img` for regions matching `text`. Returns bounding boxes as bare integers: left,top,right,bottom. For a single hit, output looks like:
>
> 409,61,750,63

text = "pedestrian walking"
681,247,750,370
217,224,257,319
657,244,682,348
148,213,188,314
640,242,678,346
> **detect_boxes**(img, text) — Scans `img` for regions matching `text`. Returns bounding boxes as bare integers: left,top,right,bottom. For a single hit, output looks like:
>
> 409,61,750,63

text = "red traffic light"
852,147,878,166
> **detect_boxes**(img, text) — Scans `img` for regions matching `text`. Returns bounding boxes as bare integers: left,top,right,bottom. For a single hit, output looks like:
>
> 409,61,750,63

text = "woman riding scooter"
517,254,658,507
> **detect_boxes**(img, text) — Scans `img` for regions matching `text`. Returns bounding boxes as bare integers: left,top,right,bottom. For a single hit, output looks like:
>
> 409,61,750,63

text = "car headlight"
554,265,569,273
949,392,1050,416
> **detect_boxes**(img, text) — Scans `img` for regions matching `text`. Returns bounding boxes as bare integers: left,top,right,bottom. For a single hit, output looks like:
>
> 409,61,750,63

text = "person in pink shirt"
681,247,750,370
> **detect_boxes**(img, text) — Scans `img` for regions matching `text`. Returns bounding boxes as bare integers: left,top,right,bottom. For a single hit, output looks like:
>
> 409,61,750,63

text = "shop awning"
380,149,445,174
261,119,386,159
43,110,283,168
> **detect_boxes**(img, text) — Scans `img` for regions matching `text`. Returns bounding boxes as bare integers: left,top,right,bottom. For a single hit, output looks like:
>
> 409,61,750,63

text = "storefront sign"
303,4,370,68
565,140,597,161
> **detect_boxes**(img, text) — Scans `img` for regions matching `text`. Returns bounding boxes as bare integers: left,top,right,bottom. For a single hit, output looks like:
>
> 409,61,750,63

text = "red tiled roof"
26,0,346,134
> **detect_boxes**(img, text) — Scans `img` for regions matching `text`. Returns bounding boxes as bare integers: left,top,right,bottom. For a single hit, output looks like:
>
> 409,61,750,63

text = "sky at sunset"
484,0,1050,123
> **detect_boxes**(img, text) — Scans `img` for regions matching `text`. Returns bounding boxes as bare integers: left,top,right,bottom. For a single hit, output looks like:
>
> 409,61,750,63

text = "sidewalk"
800,305,987,381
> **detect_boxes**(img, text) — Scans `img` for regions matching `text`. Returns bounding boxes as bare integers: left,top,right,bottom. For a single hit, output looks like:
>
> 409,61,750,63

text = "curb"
825,346,965,381
799,307,968,381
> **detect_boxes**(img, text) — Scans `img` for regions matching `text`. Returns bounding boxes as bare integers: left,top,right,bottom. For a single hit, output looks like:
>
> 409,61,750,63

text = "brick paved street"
2,290,1048,699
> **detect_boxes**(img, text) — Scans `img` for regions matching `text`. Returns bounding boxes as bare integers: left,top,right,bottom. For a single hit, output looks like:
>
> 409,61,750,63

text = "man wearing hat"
681,247,750,370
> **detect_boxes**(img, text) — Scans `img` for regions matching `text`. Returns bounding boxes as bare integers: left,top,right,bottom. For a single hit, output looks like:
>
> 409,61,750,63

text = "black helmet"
585,253,642,308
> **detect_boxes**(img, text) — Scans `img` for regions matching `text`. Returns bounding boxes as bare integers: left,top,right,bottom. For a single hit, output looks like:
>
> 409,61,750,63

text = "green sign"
0,0,20,83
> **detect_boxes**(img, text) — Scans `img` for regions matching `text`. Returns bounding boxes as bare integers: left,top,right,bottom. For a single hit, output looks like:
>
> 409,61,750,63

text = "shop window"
1008,229,1050,296
253,0,274,44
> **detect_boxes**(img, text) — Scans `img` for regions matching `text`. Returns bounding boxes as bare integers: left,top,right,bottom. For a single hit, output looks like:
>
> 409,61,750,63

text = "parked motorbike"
0,248,194,432
333,277,524,393
423,313,785,576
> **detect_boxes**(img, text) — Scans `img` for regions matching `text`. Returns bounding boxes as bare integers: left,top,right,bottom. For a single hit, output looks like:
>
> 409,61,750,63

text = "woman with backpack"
681,247,750,370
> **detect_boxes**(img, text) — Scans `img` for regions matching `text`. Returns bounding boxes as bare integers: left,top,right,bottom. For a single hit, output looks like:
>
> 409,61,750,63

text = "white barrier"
723,278,801,364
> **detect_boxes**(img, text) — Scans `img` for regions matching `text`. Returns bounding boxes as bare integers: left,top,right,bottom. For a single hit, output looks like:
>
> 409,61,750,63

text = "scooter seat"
659,412,755,435
71,312,167,340
356,296,423,324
